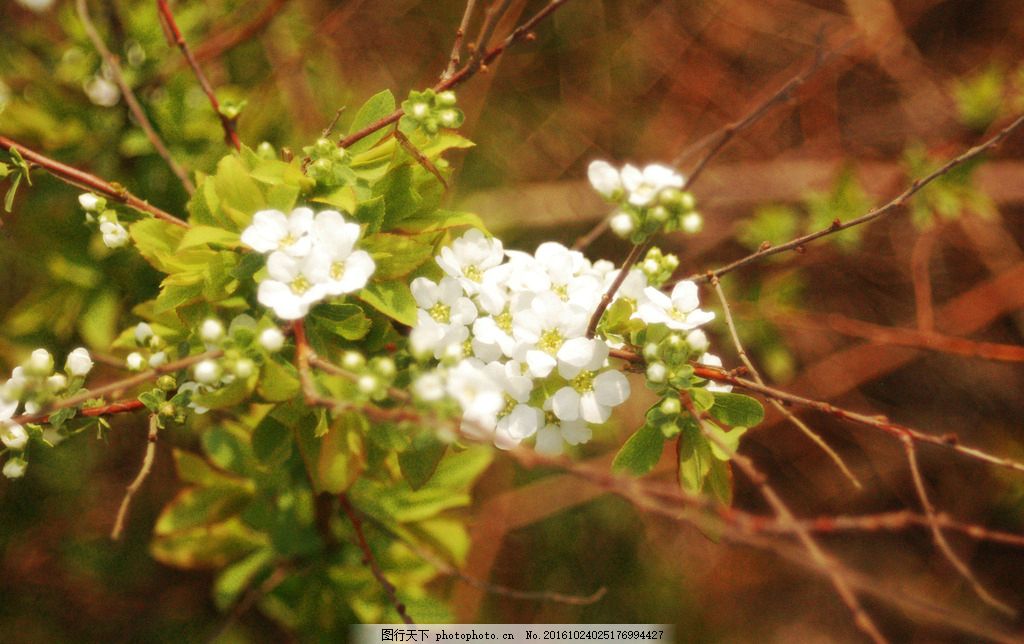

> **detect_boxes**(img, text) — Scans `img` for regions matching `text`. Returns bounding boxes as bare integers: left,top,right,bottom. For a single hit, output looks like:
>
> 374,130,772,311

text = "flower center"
429,302,451,323
668,307,688,323
280,232,299,248
464,265,482,282
500,395,517,418
290,275,311,295
330,261,346,281
571,370,595,393
538,329,564,355
495,309,513,333
553,283,568,301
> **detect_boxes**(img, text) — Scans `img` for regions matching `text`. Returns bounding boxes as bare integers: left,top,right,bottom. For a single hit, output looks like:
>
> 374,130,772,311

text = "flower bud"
148,352,167,368
3,457,27,479
135,323,154,346
438,109,460,128
413,372,445,401
1,422,28,451
193,359,222,385
259,328,285,352
681,212,703,234
373,357,396,380
156,375,177,391
642,342,660,361
410,102,430,120
126,352,146,371
78,193,100,211
314,138,334,156
158,402,176,418
200,318,225,344
649,205,670,223
46,373,68,392
341,351,365,371
685,329,709,353
609,212,634,238
436,90,457,107
642,258,659,275
233,358,256,379
256,141,276,159
646,362,667,383
659,396,681,416
65,347,93,377
26,349,54,377
357,374,378,395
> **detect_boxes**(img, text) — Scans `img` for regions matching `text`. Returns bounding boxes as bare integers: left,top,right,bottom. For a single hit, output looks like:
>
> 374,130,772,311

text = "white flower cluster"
409,230,715,454
79,193,129,248
587,160,702,240
1,347,93,479
241,207,376,320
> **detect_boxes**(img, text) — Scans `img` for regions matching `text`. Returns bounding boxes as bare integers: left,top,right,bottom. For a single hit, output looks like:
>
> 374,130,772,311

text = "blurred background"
2,0,1024,641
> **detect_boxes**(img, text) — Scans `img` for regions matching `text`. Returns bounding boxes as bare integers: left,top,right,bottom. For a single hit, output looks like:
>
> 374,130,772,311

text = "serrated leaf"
359,280,417,326
130,219,188,272
347,90,397,154
310,302,372,341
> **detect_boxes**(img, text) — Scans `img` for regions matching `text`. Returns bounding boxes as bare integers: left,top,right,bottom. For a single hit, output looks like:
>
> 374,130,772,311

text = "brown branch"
12,350,221,425
772,310,1024,363
902,435,1016,616
572,41,845,251
337,0,573,150
393,129,449,191
584,241,648,338
110,413,159,540
711,278,862,489
677,389,887,644
687,112,1024,283
793,510,1024,548
77,0,194,194
442,0,479,81
156,0,242,150
339,493,415,625
910,226,938,332
0,135,189,228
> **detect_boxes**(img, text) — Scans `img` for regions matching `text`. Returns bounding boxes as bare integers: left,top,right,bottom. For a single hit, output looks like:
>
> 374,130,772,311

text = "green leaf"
252,415,294,467
178,225,242,250
394,209,486,234
377,164,422,230
213,548,275,611
612,422,665,475
705,458,734,505
347,90,397,154
359,280,417,326
173,449,246,487
399,433,448,490
709,392,764,429
150,517,267,569
129,219,188,273
677,419,714,494
212,155,265,229
201,424,258,477
154,485,254,535
257,358,301,402
361,232,438,280
295,411,366,494
310,302,373,341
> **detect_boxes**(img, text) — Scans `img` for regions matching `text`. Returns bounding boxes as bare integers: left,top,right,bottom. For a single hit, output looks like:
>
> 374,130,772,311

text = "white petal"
266,251,300,281
671,281,700,312
334,251,376,293
561,420,592,446
593,370,630,407
241,210,287,252
557,337,598,373
579,391,611,424
534,425,564,455
411,277,439,309
505,404,542,440
525,350,556,378
551,387,581,421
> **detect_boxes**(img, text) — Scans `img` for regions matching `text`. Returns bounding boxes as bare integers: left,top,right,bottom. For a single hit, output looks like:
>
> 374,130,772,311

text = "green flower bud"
341,351,365,371
659,396,681,416
436,90,457,107
156,375,177,391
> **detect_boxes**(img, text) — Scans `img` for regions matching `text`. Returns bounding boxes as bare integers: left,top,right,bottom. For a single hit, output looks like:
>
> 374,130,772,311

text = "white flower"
535,418,591,455
310,246,376,297
446,359,505,441
78,193,100,211
700,353,732,393
548,369,630,424
412,371,446,402
436,229,504,293
484,360,542,443
3,457,27,479
16,0,56,12
241,208,315,257
65,347,93,377
100,220,129,248
259,328,285,352
609,212,634,237
620,163,684,207
126,352,145,371
193,359,222,385
257,251,328,320
587,160,622,199
511,292,589,378
200,319,225,343
1,421,28,451
26,349,54,376
635,281,714,331
686,329,709,353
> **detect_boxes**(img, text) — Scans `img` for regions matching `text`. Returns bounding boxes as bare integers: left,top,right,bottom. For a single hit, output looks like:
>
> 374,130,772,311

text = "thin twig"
393,129,449,191
321,107,347,139
470,0,514,65
12,350,221,425
442,0,479,81
711,278,863,489
910,226,938,332
155,0,242,150
77,0,194,194
901,435,1016,616
337,0,573,150
0,135,189,228
584,241,648,338
110,414,159,539
687,112,1024,283
677,390,887,644
339,493,415,625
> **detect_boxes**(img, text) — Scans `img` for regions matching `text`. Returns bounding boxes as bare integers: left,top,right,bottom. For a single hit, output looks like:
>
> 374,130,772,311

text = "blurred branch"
910,226,939,332
77,0,195,194
442,0,479,81
677,389,887,644
155,0,242,150
337,0,573,150
772,310,1024,362
191,0,291,65
902,434,1016,617
110,413,159,540
0,135,189,228
712,277,863,489
686,112,1024,283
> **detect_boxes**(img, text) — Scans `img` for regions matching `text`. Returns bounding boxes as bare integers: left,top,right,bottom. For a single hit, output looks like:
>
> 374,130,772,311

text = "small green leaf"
399,433,448,490
677,419,713,494
150,517,266,569
347,90,397,154
213,548,275,611
257,358,301,402
154,485,254,535
130,219,189,272
709,392,764,429
359,280,417,326
310,302,372,341
612,422,665,475
252,415,293,467
178,225,242,250
361,232,438,280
